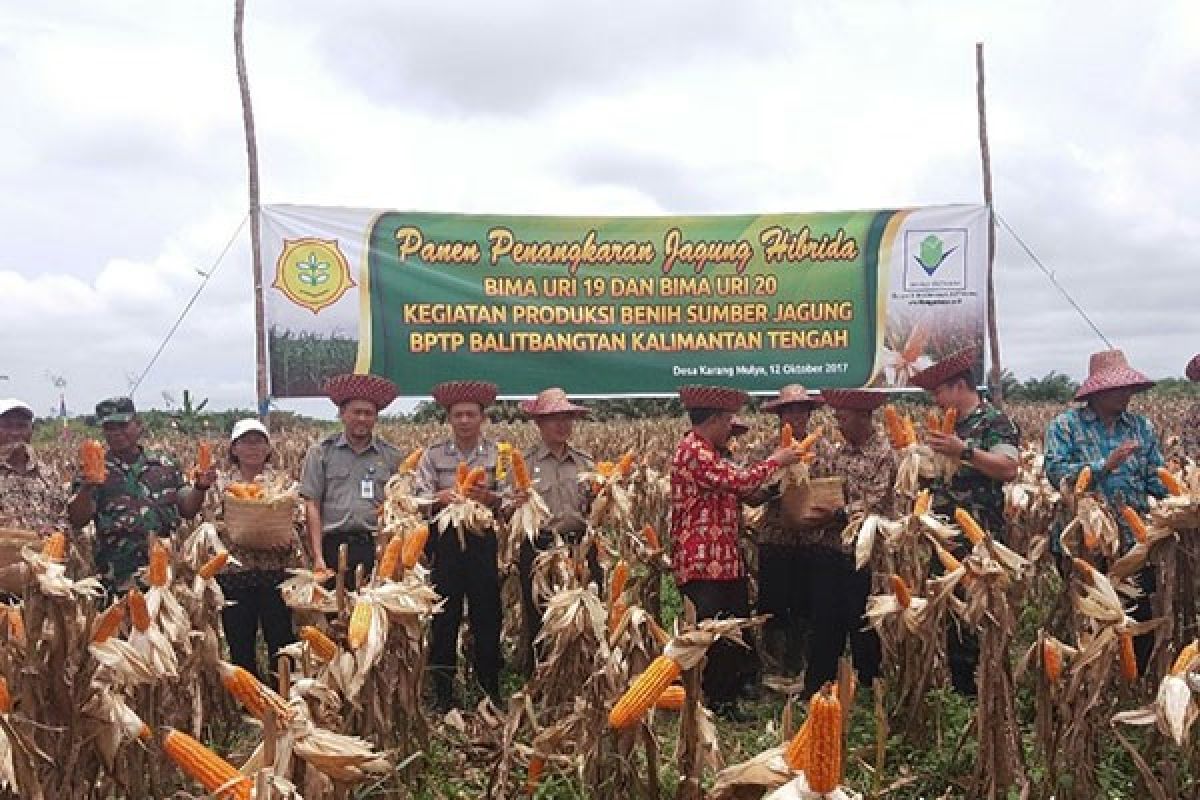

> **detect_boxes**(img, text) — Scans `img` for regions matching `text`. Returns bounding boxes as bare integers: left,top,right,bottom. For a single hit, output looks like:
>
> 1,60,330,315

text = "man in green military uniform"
911,347,1019,694
67,397,214,595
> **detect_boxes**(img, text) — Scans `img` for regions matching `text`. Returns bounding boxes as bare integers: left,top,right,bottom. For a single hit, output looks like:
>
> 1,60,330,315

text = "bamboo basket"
0,527,40,594
223,495,297,551
781,477,846,530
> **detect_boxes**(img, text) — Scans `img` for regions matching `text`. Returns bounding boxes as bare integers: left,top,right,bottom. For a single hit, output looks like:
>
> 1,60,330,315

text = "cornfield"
2,395,1197,799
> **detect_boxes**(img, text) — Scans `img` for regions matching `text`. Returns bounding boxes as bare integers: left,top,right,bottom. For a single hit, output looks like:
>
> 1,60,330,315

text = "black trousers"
321,532,375,591
757,543,812,674
219,571,296,683
803,549,881,695
428,528,502,704
680,578,754,706
517,531,602,674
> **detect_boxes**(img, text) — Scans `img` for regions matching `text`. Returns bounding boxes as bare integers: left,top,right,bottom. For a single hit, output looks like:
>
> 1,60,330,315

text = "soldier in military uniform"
67,397,215,596
414,381,506,709
911,347,1019,694
514,387,598,675
300,374,402,591
0,398,67,534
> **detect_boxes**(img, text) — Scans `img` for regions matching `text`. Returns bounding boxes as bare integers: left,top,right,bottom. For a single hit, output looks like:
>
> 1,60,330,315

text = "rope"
995,212,1113,349
130,213,250,396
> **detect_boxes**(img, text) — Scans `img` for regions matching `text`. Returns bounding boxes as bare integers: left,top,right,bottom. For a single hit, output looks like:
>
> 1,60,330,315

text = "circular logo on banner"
272,238,356,314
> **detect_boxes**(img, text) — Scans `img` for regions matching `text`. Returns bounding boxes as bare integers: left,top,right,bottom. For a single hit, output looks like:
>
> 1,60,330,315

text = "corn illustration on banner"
261,204,989,398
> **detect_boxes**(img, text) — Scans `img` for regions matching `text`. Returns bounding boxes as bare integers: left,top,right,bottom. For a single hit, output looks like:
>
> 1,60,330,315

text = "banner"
261,204,989,398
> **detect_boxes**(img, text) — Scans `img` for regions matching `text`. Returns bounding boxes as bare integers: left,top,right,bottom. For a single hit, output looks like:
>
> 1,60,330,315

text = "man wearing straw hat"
1045,349,1169,671
414,380,505,709
1184,354,1200,461
671,385,800,718
514,387,597,675
0,398,66,533
300,373,402,590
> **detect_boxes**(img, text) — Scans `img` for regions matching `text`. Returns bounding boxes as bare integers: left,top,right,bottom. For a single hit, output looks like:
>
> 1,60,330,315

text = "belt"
324,530,373,545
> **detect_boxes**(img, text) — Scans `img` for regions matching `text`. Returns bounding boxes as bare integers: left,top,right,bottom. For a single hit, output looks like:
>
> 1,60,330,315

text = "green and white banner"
261,204,989,398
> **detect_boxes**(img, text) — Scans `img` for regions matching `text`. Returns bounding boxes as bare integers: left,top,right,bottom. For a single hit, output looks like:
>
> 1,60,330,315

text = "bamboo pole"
235,0,270,422
976,42,1004,405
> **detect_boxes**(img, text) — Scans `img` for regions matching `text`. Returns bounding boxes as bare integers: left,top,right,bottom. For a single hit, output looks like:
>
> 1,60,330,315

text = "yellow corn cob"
0,676,10,714
891,575,912,610
653,684,686,711
795,427,823,454
300,625,338,663
218,661,291,723
1082,525,1100,553
524,756,544,796
609,561,630,606
402,524,430,569
162,728,252,800
196,441,213,473
378,535,405,581
511,449,532,490
42,532,67,561
1171,640,1198,675
804,686,843,793
641,524,661,551
1043,639,1064,684
883,406,907,449
495,444,510,482
617,451,636,477
400,447,424,474
1119,506,1149,544
941,406,958,434
609,654,683,729
780,422,794,448
1075,466,1092,494
912,489,932,517
81,439,107,484
128,588,150,633
91,600,126,644
198,551,229,580
455,462,469,493
6,608,24,646
1157,467,1183,496
1118,631,1138,682
924,409,941,432
348,599,374,650
463,466,487,492
954,508,987,545
647,617,671,648
934,543,964,574
901,322,928,363
607,600,629,638
147,540,170,587
1072,557,1096,582
783,714,812,771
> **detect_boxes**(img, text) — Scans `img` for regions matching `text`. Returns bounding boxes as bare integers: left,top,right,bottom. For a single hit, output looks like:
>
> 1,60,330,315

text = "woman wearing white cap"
216,419,299,681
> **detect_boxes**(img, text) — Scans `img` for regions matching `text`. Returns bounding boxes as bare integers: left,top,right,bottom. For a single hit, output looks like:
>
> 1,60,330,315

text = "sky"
1,1,1197,419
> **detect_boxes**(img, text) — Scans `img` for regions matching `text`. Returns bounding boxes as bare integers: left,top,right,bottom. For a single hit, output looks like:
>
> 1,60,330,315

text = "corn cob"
795,427,823,453
400,447,424,473
608,600,628,637
463,466,487,492
1082,525,1100,553
901,415,918,447
654,684,686,711
300,625,338,662
609,561,629,606
941,406,958,433
934,543,963,574
925,410,941,432
1072,557,1096,581
81,439,107,483
641,524,661,550
91,600,126,644
1119,506,1148,544
511,450,532,490
455,462,469,493
377,535,405,581
197,551,229,581
1157,467,1184,496
1075,466,1092,494
595,461,615,478
1043,639,1064,684
42,532,67,560
954,508,987,545
804,687,843,793
0,676,10,714
901,322,928,363
1171,640,1198,675
883,406,911,449
783,714,812,771
196,441,213,472
147,540,170,587
1118,631,1138,682
226,482,264,500
348,599,375,650
617,451,636,477
609,654,683,728
128,588,150,633
162,728,252,800
6,608,24,645
912,489,932,517
891,575,912,610
524,756,544,796
402,524,430,569
780,422,794,448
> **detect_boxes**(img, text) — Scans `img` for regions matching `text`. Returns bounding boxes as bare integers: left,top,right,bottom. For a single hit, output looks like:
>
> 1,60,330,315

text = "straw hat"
431,380,498,409
678,385,748,412
325,373,399,410
820,389,889,411
519,387,589,417
1074,349,1154,401
910,347,979,392
760,384,824,412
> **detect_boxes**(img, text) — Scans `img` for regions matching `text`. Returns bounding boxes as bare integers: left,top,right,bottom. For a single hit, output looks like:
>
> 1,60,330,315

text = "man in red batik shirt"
670,385,799,718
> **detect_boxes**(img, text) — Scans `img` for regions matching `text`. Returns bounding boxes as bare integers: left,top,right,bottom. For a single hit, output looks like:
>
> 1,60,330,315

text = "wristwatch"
960,443,976,464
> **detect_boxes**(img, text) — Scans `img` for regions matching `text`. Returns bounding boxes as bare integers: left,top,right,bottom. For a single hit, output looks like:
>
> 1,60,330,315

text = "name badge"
360,479,375,500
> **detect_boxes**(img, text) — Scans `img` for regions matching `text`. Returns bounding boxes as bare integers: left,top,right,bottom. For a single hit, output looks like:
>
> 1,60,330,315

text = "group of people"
0,346,1194,717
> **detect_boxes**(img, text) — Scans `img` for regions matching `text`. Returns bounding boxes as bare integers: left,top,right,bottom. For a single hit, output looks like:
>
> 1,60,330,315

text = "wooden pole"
976,42,1004,405
235,0,270,422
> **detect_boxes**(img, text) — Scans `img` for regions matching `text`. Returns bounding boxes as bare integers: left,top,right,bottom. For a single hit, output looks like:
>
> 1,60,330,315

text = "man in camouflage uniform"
911,347,1019,694
67,397,214,595
0,398,67,533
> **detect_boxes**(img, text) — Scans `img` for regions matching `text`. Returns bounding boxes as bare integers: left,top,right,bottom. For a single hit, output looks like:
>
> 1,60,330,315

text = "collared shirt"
1045,406,1167,545
803,432,897,553
670,430,780,585
299,432,402,536
0,446,67,533
413,437,500,496
525,442,593,536
928,401,1019,538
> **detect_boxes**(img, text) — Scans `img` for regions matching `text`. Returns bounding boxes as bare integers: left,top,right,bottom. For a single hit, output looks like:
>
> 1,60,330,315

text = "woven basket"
0,528,40,595
223,495,297,551
781,477,846,530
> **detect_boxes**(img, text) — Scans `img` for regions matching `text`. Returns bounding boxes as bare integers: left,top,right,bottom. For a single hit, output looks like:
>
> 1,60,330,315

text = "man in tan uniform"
515,387,597,674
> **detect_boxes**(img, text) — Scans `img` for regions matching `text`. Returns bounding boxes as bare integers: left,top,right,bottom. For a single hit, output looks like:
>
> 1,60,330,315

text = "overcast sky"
2,1,1196,419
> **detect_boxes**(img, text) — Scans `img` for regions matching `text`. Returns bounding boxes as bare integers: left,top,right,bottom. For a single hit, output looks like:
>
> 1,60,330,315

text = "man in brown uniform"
0,399,66,533
414,381,505,709
514,387,597,674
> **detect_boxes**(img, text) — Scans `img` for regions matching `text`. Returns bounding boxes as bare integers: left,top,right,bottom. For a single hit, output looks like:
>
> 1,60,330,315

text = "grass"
269,325,358,396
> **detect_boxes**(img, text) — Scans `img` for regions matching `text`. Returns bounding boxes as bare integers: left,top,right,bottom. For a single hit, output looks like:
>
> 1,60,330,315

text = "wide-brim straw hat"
325,373,399,410
519,387,590,417
1074,349,1155,401
1187,354,1200,383
679,385,748,412
820,388,889,411
910,346,979,392
431,380,498,409
761,384,824,412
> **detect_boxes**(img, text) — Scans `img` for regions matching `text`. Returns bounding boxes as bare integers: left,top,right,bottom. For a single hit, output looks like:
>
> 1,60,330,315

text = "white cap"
0,398,34,419
230,418,270,443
